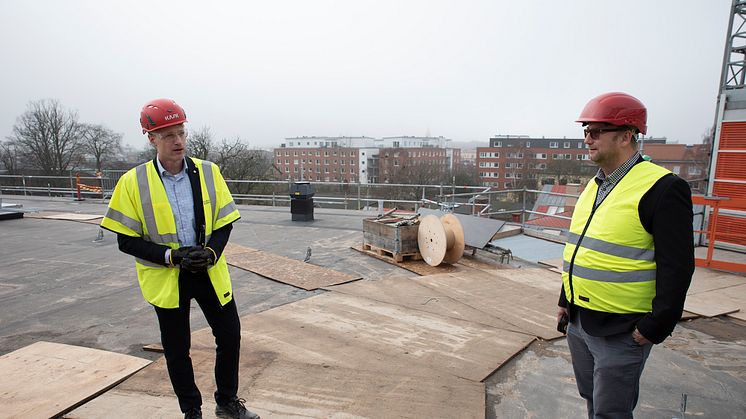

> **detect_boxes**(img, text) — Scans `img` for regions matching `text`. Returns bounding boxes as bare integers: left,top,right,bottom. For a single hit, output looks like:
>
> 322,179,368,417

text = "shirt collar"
595,151,641,184
156,156,188,177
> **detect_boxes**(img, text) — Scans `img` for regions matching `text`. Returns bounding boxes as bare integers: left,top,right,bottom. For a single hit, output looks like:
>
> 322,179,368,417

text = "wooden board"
72,360,483,419
40,212,103,221
225,243,360,290
685,293,743,318
0,341,151,419
66,391,209,419
688,268,746,295
537,258,564,270
100,292,527,417
327,276,529,333
497,267,564,293
220,293,534,382
415,270,564,340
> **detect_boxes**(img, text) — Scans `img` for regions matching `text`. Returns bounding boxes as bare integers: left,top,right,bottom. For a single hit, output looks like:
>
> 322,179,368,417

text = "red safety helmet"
576,92,647,135
139,98,188,134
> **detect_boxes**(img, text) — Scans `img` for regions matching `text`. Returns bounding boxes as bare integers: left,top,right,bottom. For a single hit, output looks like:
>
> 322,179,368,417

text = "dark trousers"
153,271,241,413
567,311,652,419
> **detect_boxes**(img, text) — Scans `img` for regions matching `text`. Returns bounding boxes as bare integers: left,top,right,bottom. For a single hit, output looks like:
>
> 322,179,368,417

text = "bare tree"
189,126,213,160
8,99,84,175
0,141,20,174
81,123,123,171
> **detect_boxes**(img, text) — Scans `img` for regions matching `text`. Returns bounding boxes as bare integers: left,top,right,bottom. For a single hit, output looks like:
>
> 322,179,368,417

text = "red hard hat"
140,98,188,134
576,92,647,135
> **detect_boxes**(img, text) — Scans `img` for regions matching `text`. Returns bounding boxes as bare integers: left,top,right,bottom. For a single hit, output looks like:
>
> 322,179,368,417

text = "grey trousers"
567,314,653,419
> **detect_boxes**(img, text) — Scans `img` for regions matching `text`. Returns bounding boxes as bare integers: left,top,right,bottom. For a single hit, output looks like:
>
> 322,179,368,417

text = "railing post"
357,182,361,210
521,187,527,226
22,176,27,196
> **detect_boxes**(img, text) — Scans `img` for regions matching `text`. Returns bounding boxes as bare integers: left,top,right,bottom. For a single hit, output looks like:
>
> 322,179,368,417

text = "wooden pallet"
362,243,422,263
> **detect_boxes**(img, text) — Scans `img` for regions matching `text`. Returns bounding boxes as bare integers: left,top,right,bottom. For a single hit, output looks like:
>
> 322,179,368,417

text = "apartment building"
641,142,710,193
274,135,460,184
476,135,593,189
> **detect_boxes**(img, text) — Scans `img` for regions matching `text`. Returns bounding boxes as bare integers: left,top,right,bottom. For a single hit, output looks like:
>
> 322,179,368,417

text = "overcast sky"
0,1,731,150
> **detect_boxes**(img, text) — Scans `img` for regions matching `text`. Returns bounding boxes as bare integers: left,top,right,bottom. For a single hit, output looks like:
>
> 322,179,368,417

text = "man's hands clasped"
171,246,216,272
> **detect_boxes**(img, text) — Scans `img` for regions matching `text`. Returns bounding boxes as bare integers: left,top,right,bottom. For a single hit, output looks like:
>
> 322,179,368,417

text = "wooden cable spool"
417,214,465,266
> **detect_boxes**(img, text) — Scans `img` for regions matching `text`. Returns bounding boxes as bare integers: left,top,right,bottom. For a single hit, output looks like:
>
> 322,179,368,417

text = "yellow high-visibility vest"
101,157,240,308
562,161,670,313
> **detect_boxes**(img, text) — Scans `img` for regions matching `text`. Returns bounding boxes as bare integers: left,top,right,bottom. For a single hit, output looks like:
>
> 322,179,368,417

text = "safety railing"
692,195,746,273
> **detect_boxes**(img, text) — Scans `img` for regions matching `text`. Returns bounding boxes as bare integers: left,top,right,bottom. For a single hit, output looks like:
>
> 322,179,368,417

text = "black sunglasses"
583,127,628,140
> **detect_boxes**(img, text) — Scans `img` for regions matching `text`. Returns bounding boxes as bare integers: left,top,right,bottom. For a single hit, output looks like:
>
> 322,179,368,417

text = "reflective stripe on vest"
104,207,142,235
566,232,655,262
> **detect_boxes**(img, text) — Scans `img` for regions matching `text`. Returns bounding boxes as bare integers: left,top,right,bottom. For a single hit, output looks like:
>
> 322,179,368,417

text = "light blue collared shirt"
157,157,196,264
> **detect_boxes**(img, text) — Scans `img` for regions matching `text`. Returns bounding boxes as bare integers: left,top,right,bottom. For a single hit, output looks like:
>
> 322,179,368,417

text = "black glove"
181,247,216,272
170,246,196,266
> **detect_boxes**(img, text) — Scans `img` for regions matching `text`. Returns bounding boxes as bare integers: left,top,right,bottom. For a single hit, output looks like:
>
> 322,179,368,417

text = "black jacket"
559,159,694,344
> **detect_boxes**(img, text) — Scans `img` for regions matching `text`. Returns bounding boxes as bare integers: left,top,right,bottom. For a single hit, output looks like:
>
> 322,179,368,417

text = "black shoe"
184,407,202,419
215,397,260,419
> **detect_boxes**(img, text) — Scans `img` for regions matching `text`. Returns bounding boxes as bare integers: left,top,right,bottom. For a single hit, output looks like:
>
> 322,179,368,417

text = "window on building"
673,165,681,175
525,141,531,148
565,154,572,160
564,142,570,148
550,142,559,148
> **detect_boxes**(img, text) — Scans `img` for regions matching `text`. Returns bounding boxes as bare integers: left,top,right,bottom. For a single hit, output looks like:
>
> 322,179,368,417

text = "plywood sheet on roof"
327,276,517,331
40,212,103,221
0,341,150,419
226,243,360,290
107,292,525,416
538,258,564,270
414,270,564,340
92,357,483,419
66,391,209,419
498,267,563,293
685,289,743,318
688,268,746,295
224,293,533,382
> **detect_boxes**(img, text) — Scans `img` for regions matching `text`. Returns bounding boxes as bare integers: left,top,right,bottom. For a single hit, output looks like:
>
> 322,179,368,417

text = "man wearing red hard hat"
102,99,259,419
557,92,694,418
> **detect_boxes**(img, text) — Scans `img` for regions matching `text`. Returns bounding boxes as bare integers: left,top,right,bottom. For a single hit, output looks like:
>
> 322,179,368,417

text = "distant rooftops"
281,135,453,149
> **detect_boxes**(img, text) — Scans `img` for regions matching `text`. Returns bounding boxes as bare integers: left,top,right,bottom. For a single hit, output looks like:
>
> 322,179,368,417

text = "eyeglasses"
583,127,628,140
155,130,188,142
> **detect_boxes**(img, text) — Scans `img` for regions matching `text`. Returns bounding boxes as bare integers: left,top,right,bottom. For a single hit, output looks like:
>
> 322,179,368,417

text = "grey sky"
0,1,730,149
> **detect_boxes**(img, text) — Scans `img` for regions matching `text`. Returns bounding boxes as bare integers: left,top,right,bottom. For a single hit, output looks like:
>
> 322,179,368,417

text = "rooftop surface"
1,195,745,418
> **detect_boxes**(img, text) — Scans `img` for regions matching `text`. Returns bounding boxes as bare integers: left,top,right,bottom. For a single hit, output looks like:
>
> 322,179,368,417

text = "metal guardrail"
0,173,572,226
